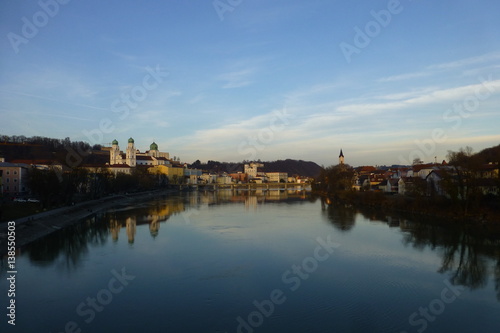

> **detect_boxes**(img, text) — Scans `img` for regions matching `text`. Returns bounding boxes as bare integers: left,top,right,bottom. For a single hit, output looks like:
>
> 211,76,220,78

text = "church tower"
149,142,159,158
126,137,136,167
110,139,120,165
339,149,344,165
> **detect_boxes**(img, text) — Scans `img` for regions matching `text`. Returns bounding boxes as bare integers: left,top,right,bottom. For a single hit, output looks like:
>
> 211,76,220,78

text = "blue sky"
1,0,499,167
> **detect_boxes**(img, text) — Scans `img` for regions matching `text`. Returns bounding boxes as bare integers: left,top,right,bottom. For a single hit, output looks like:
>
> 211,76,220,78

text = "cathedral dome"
112,139,118,145
128,137,134,143
150,142,158,151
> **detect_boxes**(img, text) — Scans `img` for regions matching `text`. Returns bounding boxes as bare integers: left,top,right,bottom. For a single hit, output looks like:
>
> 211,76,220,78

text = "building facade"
110,138,170,167
0,162,29,196
266,172,288,183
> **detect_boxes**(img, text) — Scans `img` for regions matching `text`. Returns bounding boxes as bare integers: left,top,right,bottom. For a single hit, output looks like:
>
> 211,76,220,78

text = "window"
6,178,9,183
6,171,9,175
14,171,17,175
14,179,17,182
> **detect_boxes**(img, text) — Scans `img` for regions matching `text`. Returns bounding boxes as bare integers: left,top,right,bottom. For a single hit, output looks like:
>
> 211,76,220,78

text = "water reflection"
15,190,311,270
321,196,500,301
496,260,500,301
401,219,500,297
23,215,110,272
13,192,500,303
106,198,185,243
320,197,356,231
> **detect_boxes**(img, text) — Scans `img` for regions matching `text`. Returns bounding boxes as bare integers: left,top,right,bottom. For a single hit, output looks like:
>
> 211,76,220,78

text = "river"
1,189,499,333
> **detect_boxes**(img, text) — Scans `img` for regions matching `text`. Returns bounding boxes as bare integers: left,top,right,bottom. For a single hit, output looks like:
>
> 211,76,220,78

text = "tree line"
26,167,180,209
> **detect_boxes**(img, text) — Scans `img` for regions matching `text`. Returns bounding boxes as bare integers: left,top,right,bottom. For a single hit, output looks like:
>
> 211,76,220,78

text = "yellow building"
149,165,184,182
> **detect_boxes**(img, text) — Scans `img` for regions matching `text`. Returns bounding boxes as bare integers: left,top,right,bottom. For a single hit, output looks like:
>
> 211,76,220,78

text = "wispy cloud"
428,51,500,70
218,68,256,89
338,80,500,114
377,51,500,84
378,71,431,83
0,89,107,111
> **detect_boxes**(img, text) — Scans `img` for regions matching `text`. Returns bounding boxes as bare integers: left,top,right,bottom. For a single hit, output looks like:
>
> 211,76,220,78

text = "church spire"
339,149,344,165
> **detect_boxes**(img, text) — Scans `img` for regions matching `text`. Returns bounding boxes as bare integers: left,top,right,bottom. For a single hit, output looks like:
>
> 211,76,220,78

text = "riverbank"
0,189,179,256
316,190,500,237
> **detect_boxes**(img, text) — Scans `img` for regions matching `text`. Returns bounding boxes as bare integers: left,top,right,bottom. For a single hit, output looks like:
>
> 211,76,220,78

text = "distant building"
229,172,247,183
266,172,288,183
339,149,344,165
148,165,184,181
217,175,234,184
398,177,414,195
200,173,217,184
110,138,171,167
0,162,29,196
244,163,264,178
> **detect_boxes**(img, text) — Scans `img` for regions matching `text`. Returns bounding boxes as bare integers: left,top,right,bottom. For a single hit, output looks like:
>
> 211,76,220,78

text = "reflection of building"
126,217,137,244
149,219,159,237
107,198,186,242
109,218,121,242
245,195,258,211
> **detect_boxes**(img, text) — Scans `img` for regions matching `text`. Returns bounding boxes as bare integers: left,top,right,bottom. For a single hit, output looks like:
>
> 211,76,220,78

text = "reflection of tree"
401,220,500,298
495,257,500,301
25,216,109,271
321,197,356,232
438,233,489,289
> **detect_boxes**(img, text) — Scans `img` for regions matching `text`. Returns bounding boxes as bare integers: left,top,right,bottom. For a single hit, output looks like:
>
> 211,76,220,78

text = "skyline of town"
1,133,499,170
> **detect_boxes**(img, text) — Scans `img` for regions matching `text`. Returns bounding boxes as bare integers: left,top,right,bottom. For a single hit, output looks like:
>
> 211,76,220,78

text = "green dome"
150,142,158,151
112,139,119,145
128,137,134,143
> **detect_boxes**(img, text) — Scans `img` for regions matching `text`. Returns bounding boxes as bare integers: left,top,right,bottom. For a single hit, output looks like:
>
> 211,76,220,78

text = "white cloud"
378,71,431,83
218,68,256,89
428,51,500,70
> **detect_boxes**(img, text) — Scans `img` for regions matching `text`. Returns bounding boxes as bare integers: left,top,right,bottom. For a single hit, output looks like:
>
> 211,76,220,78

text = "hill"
474,144,500,163
190,159,322,178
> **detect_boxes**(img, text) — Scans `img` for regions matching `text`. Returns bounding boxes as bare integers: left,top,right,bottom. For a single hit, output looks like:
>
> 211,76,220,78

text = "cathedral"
109,138,170,167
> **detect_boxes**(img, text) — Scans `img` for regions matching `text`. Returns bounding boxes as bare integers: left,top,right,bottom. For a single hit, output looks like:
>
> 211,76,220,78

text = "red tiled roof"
356,166,376,172
10,159,60,165
412,163,437,172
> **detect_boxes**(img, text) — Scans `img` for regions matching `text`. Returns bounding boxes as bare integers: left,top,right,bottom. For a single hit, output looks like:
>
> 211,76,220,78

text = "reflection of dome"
128,137,134,143
112,139,118,145
150,142,158,151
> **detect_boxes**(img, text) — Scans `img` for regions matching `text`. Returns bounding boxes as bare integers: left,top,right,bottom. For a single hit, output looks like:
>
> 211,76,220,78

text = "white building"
266,172,288,183
244,163,264,178
217,175,234,184
110,138,171,167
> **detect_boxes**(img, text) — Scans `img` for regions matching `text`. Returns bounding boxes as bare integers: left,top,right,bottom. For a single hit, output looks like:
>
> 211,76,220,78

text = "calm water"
1,190,500,333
